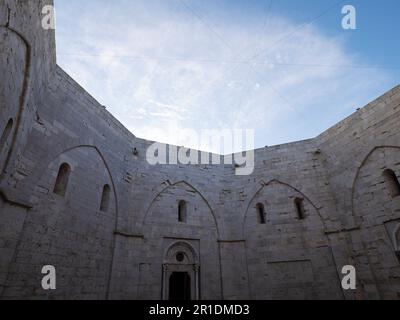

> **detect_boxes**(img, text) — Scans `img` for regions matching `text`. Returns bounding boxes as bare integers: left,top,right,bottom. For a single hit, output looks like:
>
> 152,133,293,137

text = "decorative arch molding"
351,146,400,219
25,138,115,190
40,144,119,219
141,180,220,237
164,241,199,265
242,179,325,238
0,26,31,181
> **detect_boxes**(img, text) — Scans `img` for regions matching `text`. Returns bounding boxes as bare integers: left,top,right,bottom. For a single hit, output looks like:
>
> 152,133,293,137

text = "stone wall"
0,0,399,300
318,87,400,299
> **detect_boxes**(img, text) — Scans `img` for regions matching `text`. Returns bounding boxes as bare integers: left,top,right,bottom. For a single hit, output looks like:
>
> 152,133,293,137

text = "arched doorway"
162,242,200,300
169,272,191,301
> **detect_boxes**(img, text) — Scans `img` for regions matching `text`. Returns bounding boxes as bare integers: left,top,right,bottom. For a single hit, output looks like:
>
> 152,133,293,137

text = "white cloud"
55,1,394,154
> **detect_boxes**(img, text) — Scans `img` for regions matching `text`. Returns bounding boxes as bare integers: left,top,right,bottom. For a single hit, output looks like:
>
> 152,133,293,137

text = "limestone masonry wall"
0,0,399,300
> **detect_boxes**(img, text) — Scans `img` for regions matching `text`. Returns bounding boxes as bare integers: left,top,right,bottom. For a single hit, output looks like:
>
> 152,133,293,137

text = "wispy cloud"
55,0,395,153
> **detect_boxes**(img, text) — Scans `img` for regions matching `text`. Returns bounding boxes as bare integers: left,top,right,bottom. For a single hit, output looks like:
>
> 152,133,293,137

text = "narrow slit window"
295,198,305,220
383,169,400,198
178,200,187,223
395,227,400,264
256,203,266,224
53,163,71,196
100,184,111,212
0,119,13,153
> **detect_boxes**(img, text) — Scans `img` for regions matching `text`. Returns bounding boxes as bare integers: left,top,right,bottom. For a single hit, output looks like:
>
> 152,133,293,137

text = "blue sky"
54,0,399,153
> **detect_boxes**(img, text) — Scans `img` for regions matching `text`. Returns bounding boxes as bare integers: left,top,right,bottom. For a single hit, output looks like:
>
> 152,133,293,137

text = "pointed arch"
41,145,119,299
0,26,31,181
142,180,220,237
242,179,325,237
351,146,400,218
45,145,118,216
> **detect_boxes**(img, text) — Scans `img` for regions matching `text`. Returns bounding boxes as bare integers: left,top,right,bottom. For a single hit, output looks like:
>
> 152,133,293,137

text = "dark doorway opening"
169,272,191,301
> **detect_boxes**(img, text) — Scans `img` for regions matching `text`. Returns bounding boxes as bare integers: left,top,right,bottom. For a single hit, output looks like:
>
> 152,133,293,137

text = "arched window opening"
295,198,305,220
256,203,266,224
178,200,187,223
53,163,71,196
100,184,111,212
383,169,400,198
0,119,13,153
